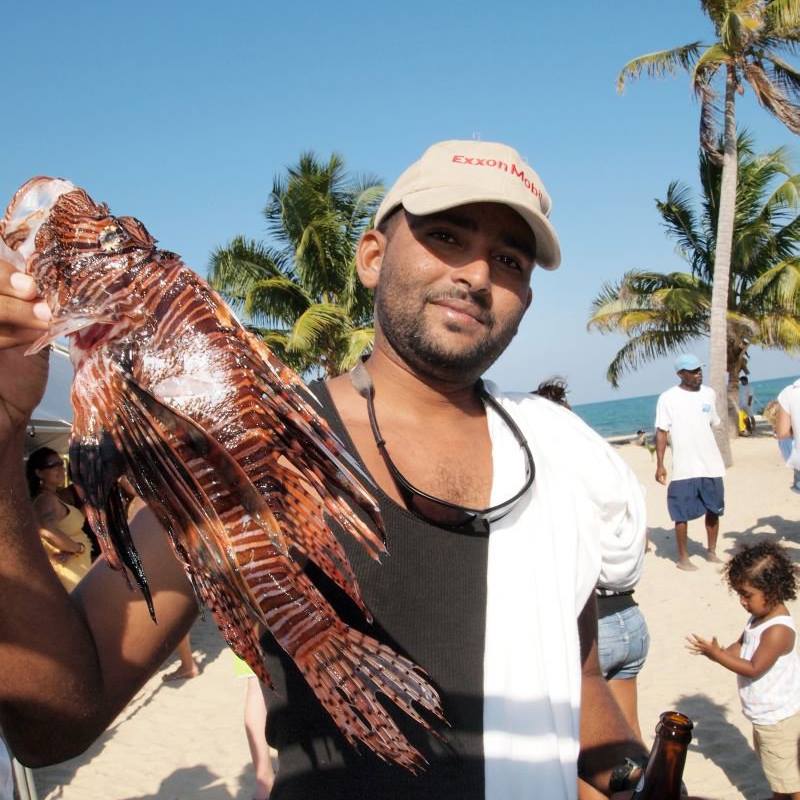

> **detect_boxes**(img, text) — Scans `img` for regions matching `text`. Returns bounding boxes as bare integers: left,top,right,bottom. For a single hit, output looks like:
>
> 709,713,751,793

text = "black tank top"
260,381,492,799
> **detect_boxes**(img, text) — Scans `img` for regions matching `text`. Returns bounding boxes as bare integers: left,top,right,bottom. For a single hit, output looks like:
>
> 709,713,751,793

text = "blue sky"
3,0,799,403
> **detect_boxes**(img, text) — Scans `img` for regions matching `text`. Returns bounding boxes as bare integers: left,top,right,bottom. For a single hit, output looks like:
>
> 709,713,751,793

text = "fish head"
1,176,158,348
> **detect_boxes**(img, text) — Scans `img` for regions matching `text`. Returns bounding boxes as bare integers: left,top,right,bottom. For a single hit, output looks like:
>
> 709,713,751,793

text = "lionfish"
0,177,443,770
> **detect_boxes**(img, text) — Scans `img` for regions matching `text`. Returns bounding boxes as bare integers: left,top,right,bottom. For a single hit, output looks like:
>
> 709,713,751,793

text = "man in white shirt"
655,354,726,570
776,377,800,493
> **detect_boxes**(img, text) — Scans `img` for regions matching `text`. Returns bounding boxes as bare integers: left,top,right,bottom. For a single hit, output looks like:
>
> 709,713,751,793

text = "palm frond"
743,60,800,132
764,52,800,101
702,0,730,30
287,303,350,353
753,311,800,348
244,276,312,323
765,0,800,35
617,42,704,92
748,256,800,304
335,327,375,374
720,0,765,51
656,182,708,270
604,329,705,387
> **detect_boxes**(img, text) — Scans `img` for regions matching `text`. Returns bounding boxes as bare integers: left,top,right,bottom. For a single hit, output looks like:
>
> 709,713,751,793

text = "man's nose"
452,253,491,292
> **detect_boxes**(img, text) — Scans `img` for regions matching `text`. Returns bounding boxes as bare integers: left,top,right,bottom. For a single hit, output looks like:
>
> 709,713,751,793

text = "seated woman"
25,447,92,592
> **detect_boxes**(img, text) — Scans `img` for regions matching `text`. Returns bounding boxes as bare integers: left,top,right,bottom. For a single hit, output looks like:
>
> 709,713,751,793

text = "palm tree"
209,152,383,377
588,134,800,422
617,0,800,462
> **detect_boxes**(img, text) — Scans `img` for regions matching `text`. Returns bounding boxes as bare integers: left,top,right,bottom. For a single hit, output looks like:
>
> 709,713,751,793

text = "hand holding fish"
0,257,50,441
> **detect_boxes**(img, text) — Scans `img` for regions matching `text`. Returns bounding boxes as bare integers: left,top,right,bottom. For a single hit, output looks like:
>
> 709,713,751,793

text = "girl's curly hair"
724,541,800,606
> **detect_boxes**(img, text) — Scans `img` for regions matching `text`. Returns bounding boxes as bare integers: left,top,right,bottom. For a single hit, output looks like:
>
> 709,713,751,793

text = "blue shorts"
598,605,650,680
667,477,725,522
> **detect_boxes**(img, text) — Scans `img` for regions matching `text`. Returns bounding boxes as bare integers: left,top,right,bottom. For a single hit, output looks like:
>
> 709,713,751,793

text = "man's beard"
374,279,523,382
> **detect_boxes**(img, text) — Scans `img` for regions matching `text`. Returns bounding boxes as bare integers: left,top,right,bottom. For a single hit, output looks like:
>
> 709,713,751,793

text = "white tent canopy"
25,344,73,457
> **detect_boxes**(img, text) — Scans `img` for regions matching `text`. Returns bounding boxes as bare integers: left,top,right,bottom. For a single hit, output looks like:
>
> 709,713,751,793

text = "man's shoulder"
488,387,612,453
657,385,680,403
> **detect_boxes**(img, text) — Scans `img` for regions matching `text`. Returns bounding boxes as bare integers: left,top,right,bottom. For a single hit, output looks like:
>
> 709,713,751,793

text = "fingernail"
10,272,35,292
33,302,52,321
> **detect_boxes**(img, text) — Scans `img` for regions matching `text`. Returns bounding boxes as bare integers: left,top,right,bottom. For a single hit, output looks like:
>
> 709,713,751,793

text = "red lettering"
524,178,531,189
453,155,466,163
497,161,508,172
486,159,496,167
511,163,525,180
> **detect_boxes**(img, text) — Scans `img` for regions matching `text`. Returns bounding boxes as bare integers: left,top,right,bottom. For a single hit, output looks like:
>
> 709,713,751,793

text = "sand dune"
31,430,798,799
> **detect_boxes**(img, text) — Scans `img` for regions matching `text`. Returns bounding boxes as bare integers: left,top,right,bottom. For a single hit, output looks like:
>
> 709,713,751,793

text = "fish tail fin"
292,623,445,773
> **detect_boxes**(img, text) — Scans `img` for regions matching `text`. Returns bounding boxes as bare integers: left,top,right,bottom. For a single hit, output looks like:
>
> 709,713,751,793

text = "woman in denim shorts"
596,587,650,741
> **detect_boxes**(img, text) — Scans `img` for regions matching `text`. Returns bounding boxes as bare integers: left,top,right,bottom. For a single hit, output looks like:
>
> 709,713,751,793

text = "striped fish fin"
106,375,271,626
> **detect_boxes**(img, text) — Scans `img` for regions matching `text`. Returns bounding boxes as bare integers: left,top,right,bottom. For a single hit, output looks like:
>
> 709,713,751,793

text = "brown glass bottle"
631,711,694,799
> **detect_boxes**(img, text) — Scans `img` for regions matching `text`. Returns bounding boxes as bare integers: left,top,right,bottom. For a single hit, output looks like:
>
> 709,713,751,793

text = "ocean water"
572,374,800,438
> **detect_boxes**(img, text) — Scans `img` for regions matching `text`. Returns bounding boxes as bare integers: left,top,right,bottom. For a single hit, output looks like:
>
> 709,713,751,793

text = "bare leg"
162,633,199,681
704,512,722,562
675,522,697,570
245,677,274,800
577,778,606,800
607,677,643,743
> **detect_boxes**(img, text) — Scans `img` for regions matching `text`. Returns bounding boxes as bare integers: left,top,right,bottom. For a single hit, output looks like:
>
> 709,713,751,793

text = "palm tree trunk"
708,66,738,466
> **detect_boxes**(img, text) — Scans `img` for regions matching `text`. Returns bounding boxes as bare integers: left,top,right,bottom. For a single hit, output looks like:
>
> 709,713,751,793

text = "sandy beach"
29,429,798,800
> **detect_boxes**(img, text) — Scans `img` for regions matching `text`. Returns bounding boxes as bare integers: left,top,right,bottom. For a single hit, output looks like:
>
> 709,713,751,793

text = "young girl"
687,541,800,799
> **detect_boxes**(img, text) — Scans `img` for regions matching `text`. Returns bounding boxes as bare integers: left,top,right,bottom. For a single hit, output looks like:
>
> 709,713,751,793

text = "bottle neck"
632,713,693,799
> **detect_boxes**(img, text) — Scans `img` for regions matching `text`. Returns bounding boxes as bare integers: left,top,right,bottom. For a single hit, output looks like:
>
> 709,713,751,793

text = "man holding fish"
0,140,685,798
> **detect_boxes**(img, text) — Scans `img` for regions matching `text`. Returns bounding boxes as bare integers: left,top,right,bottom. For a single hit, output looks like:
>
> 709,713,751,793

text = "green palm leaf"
287,303,350,353
617,42,704,92
209,152,382,377
590,137,800,387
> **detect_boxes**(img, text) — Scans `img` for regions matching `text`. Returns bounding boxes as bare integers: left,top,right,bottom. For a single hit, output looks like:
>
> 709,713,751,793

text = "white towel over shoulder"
481,386,646,800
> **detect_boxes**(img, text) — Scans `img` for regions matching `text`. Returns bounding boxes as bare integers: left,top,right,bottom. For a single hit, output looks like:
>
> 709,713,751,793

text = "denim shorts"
666,476,725,522
598,605,650,680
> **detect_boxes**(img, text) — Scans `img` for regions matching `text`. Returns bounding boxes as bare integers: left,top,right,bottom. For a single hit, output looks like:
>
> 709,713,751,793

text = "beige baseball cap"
374,139,561,269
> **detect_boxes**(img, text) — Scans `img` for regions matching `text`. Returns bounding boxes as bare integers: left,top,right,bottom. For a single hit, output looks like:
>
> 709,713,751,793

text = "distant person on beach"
738,376,755,436
775,378,800,494
762,400,800,492
688,541,800,799
533,376,570,407
25,447,92,592
655,354,725,570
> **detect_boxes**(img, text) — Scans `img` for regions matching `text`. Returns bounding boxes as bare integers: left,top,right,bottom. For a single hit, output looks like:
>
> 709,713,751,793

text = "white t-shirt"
655,384,725,480
777,379,800,470
738,615,800,725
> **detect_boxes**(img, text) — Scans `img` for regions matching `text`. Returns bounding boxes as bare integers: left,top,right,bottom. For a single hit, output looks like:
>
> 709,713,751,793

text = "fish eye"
99,224,125,253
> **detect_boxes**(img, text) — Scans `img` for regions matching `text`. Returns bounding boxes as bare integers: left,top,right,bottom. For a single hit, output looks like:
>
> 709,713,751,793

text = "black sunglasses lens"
407,494,484,531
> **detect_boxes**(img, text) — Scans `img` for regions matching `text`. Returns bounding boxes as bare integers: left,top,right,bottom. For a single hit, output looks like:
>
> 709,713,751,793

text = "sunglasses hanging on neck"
350,362,535,536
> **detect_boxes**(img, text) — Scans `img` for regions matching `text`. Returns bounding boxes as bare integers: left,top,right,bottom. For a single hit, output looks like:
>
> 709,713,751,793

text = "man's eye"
429,230,457,244
495,254,522,271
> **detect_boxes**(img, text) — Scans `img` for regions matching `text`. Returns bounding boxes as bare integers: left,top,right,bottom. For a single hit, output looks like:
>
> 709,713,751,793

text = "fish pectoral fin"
69,430,155,618
121,378,291,559
25,311,118,355
109,380,267,626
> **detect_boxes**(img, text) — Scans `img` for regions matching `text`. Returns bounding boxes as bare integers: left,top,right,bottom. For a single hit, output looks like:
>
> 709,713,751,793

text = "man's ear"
525,287,533,311
356,229,386,290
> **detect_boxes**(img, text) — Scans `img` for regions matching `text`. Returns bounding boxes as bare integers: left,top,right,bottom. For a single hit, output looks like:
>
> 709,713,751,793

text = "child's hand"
686,633,722,660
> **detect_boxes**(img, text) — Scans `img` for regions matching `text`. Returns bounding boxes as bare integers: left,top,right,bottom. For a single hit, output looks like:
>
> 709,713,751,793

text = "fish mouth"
0,177,76,268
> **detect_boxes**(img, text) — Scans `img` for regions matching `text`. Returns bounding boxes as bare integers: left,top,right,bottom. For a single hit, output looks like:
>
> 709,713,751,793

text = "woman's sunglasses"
350,363,535,536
